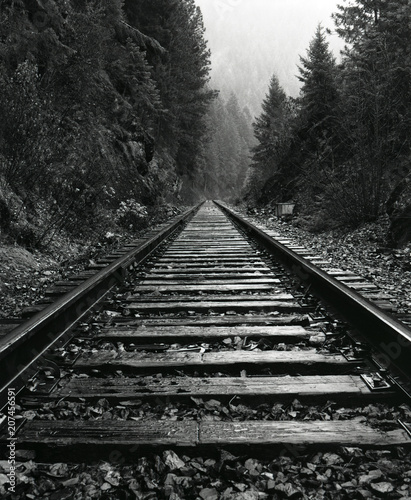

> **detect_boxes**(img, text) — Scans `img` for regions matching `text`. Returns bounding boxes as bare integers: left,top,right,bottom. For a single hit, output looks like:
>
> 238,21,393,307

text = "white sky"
195,0,345,114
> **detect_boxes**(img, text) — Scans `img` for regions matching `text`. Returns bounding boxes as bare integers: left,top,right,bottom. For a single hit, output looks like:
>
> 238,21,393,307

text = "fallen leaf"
370,481,394,495
163,450,185,471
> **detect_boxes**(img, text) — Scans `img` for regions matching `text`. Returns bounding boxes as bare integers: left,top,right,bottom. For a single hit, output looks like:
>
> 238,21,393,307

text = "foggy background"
195,0,345,117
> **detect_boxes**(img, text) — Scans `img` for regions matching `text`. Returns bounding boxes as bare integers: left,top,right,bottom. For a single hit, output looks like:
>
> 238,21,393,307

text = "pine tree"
124,0,216,181
166,0,217,178
297,25,339,141
291,25,342,217
333,0,411,226
246,74,294,204
0,0,196,241
252,74,289,167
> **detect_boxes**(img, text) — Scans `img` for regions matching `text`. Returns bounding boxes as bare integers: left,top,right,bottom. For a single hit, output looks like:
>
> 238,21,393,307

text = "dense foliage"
0,0,216,246
245,74,296,206
246,0,411,244
3,0,409,247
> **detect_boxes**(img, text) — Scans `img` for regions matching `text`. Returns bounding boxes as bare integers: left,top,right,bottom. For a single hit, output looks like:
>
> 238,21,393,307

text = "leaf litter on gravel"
3,445,411,499
244,209,411,315
22,396,411,430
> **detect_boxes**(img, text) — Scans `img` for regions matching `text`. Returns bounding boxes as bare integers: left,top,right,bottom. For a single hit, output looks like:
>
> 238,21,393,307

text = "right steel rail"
216,201,411,380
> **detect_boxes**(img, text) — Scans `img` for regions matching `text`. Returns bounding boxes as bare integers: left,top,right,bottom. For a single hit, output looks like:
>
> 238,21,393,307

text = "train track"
1,201,411,494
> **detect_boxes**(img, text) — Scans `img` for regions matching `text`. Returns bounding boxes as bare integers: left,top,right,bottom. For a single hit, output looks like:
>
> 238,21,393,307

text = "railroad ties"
13,202,410,460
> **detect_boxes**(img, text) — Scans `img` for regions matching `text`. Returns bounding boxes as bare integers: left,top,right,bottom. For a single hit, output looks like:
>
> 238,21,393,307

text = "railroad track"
1,201,411,494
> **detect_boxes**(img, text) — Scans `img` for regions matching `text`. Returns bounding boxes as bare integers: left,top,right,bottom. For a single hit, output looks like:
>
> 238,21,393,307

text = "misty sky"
195,0,345,116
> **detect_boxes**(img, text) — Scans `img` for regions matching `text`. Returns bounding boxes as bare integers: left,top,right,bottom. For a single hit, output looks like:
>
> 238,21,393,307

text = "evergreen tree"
244,2,411,235
124,0,216,184
297,25,339,150
332,0,411,223
287,26,341,218
0,0,217,244
171,0,217,178
246,74,294,204
252,75,289,166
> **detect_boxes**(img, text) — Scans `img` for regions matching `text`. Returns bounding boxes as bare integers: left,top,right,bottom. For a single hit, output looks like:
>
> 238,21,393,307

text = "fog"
195,0,345,117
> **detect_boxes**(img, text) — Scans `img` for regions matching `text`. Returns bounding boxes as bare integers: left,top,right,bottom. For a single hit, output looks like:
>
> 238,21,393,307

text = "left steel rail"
0,203,202,408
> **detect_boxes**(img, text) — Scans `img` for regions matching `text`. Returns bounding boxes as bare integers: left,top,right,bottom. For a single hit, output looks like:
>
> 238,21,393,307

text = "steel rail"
0,203,202,408
215,201,411,381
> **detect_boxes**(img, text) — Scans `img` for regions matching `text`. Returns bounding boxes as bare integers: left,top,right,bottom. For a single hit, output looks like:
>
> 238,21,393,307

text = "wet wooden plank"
169,243,251,248
163,252,256,258
156,257,266,263
94,324,313,341
42,375,380,400
53,280,85,287
21,304,49,318
362,292,395,300
140,273,280,281
100,314,311,328
199,421,409,447
125,299,302,313
163,253,254,258
149,267,272,274
180,227,235,231
166,250,253,254
164,246,254,251
140,279,282,287
134,284,279,293
153,261,268,268
372,301,397,312
74,350,348,371
45,285,78,296
69,271,97,280
307,260,331,266
177,235,242,238
18,421,409,450
127,293,293,302
397,314,411,326
335,276,367,282
19,420,198,447
325,269,363,276
88,263,109,270
176,241,246,244
0,320,24,337
346,283,379,290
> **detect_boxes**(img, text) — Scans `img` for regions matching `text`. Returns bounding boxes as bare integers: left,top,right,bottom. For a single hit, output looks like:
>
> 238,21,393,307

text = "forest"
0,0,410,248
0,0,253,247
247,0,411,246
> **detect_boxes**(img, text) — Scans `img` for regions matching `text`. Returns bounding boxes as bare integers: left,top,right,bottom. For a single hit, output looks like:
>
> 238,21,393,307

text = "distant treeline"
246,0,411,244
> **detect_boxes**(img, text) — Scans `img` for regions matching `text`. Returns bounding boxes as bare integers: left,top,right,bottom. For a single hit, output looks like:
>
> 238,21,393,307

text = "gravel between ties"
243,210,411,316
